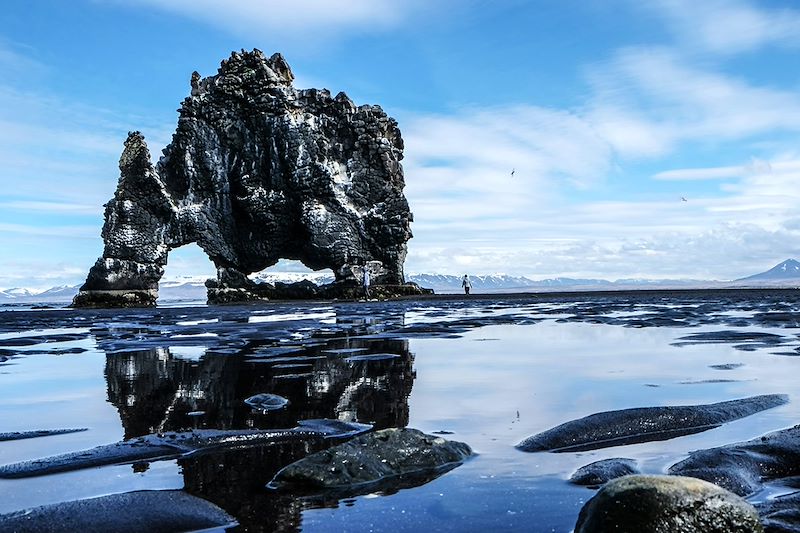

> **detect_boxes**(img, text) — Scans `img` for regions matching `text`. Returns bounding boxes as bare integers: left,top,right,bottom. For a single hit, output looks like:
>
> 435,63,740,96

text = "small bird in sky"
511,168,515,177
681,196,687,202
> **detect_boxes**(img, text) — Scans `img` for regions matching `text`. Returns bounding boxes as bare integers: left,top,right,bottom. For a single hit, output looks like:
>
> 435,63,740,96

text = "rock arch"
73,50,418,307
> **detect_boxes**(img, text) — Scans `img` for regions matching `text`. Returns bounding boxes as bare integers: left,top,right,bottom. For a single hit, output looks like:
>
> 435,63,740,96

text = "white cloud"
586,48,800,157
653,158,782,181
402,99,800,279
0,223,98,238
0,201,102,215
400,47,800,278
646,0,800,54
0,83,172,205
403,104,612,203
123,0,435,40
653,166,743,181
0,40,48,80
0,262,87,291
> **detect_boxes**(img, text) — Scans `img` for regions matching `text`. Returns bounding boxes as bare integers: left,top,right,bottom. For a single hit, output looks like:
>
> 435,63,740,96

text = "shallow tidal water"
1,290,800,532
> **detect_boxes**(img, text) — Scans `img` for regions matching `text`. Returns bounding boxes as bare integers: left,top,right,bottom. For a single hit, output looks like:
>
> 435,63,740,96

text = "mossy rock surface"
574,474,763,533
271,427,472,489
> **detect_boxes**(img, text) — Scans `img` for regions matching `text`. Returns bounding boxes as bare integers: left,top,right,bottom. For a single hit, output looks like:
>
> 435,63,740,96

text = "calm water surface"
1,290,800,532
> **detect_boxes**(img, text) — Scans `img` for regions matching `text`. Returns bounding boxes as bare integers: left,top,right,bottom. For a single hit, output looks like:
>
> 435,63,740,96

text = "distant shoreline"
2,286,799,311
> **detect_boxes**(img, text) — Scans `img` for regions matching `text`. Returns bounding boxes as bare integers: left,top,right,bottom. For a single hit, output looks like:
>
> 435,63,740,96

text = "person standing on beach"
462,274,471,295
362,265,371,299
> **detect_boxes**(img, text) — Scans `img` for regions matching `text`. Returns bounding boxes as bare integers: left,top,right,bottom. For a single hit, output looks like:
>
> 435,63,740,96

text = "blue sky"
2,0,800,288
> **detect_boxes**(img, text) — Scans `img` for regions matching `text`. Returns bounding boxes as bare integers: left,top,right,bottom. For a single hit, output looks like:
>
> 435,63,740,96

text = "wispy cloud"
0,262,87,291
644,0,800,54
122,0,438,41
0,75,172,205
0,39,48,80
0,223,98,238
402,85,800,279
653,158,780,181
586,48,800,156
0,201,102,215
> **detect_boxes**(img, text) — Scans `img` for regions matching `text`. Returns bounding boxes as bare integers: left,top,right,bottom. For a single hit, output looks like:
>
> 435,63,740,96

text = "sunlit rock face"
74,49,413,307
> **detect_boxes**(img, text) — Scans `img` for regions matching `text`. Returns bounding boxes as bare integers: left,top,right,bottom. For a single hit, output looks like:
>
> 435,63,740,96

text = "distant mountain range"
2,259,799,304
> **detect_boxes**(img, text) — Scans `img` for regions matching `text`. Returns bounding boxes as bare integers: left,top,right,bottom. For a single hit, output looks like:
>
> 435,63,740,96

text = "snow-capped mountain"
0,288,36,299
406,274,541,293
0,285,81,303
251,271,335,285
155,272,338,301
406,274,711,293
736,259,800,282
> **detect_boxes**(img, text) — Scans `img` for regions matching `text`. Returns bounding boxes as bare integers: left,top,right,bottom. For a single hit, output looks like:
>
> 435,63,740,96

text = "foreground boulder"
569,458,639,486
517,394,788,452
270,428,473,490
574,475,762,533
0,419,370,478
669,424,800,496
73,49,421,308
0,490,236,533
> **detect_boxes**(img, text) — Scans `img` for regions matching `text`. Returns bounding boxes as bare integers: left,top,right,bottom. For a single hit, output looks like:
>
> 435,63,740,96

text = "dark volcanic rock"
516,394,788,452
74,49,421,307
270,428,473,490
569,458,640,486
574,475,762,533
757,491,800,533
668,424,800,496
0,428,88,442
206,277,432,303
0,490,237,533
0,419,371,478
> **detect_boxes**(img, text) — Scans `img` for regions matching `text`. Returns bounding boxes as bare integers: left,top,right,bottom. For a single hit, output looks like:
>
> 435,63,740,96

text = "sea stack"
73,49,420,307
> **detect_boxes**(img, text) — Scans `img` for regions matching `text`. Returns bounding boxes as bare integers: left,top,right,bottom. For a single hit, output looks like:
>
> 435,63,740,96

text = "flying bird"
511,168,515,177
681,196,687,202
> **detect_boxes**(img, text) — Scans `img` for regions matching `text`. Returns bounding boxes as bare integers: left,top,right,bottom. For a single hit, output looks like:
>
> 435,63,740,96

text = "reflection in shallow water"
105,338,415,439
2,291,800,531
101,325,416,531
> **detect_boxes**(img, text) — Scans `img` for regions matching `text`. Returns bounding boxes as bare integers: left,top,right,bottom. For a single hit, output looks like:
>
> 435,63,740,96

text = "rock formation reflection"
102,311,415,531
105,338,414,437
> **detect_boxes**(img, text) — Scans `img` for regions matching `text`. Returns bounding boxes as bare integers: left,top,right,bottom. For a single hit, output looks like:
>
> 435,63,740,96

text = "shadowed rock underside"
74,49,420,307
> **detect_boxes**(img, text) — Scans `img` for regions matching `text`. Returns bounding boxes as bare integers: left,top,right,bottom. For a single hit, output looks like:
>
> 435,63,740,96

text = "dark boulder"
0,490,236,533
668,424,800,496
0,419,371,478
569,458,639,486
0,428,88,442
517,394,788,452
269,428,473,490
574,475,762,533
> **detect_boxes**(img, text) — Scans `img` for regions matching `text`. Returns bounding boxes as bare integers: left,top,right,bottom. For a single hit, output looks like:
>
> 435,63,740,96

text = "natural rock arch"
73,50,419,307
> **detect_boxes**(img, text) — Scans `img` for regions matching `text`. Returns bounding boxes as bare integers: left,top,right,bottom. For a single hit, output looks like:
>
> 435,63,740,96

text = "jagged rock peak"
221,49,294,84
188,49,295,101
118,131,154,184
